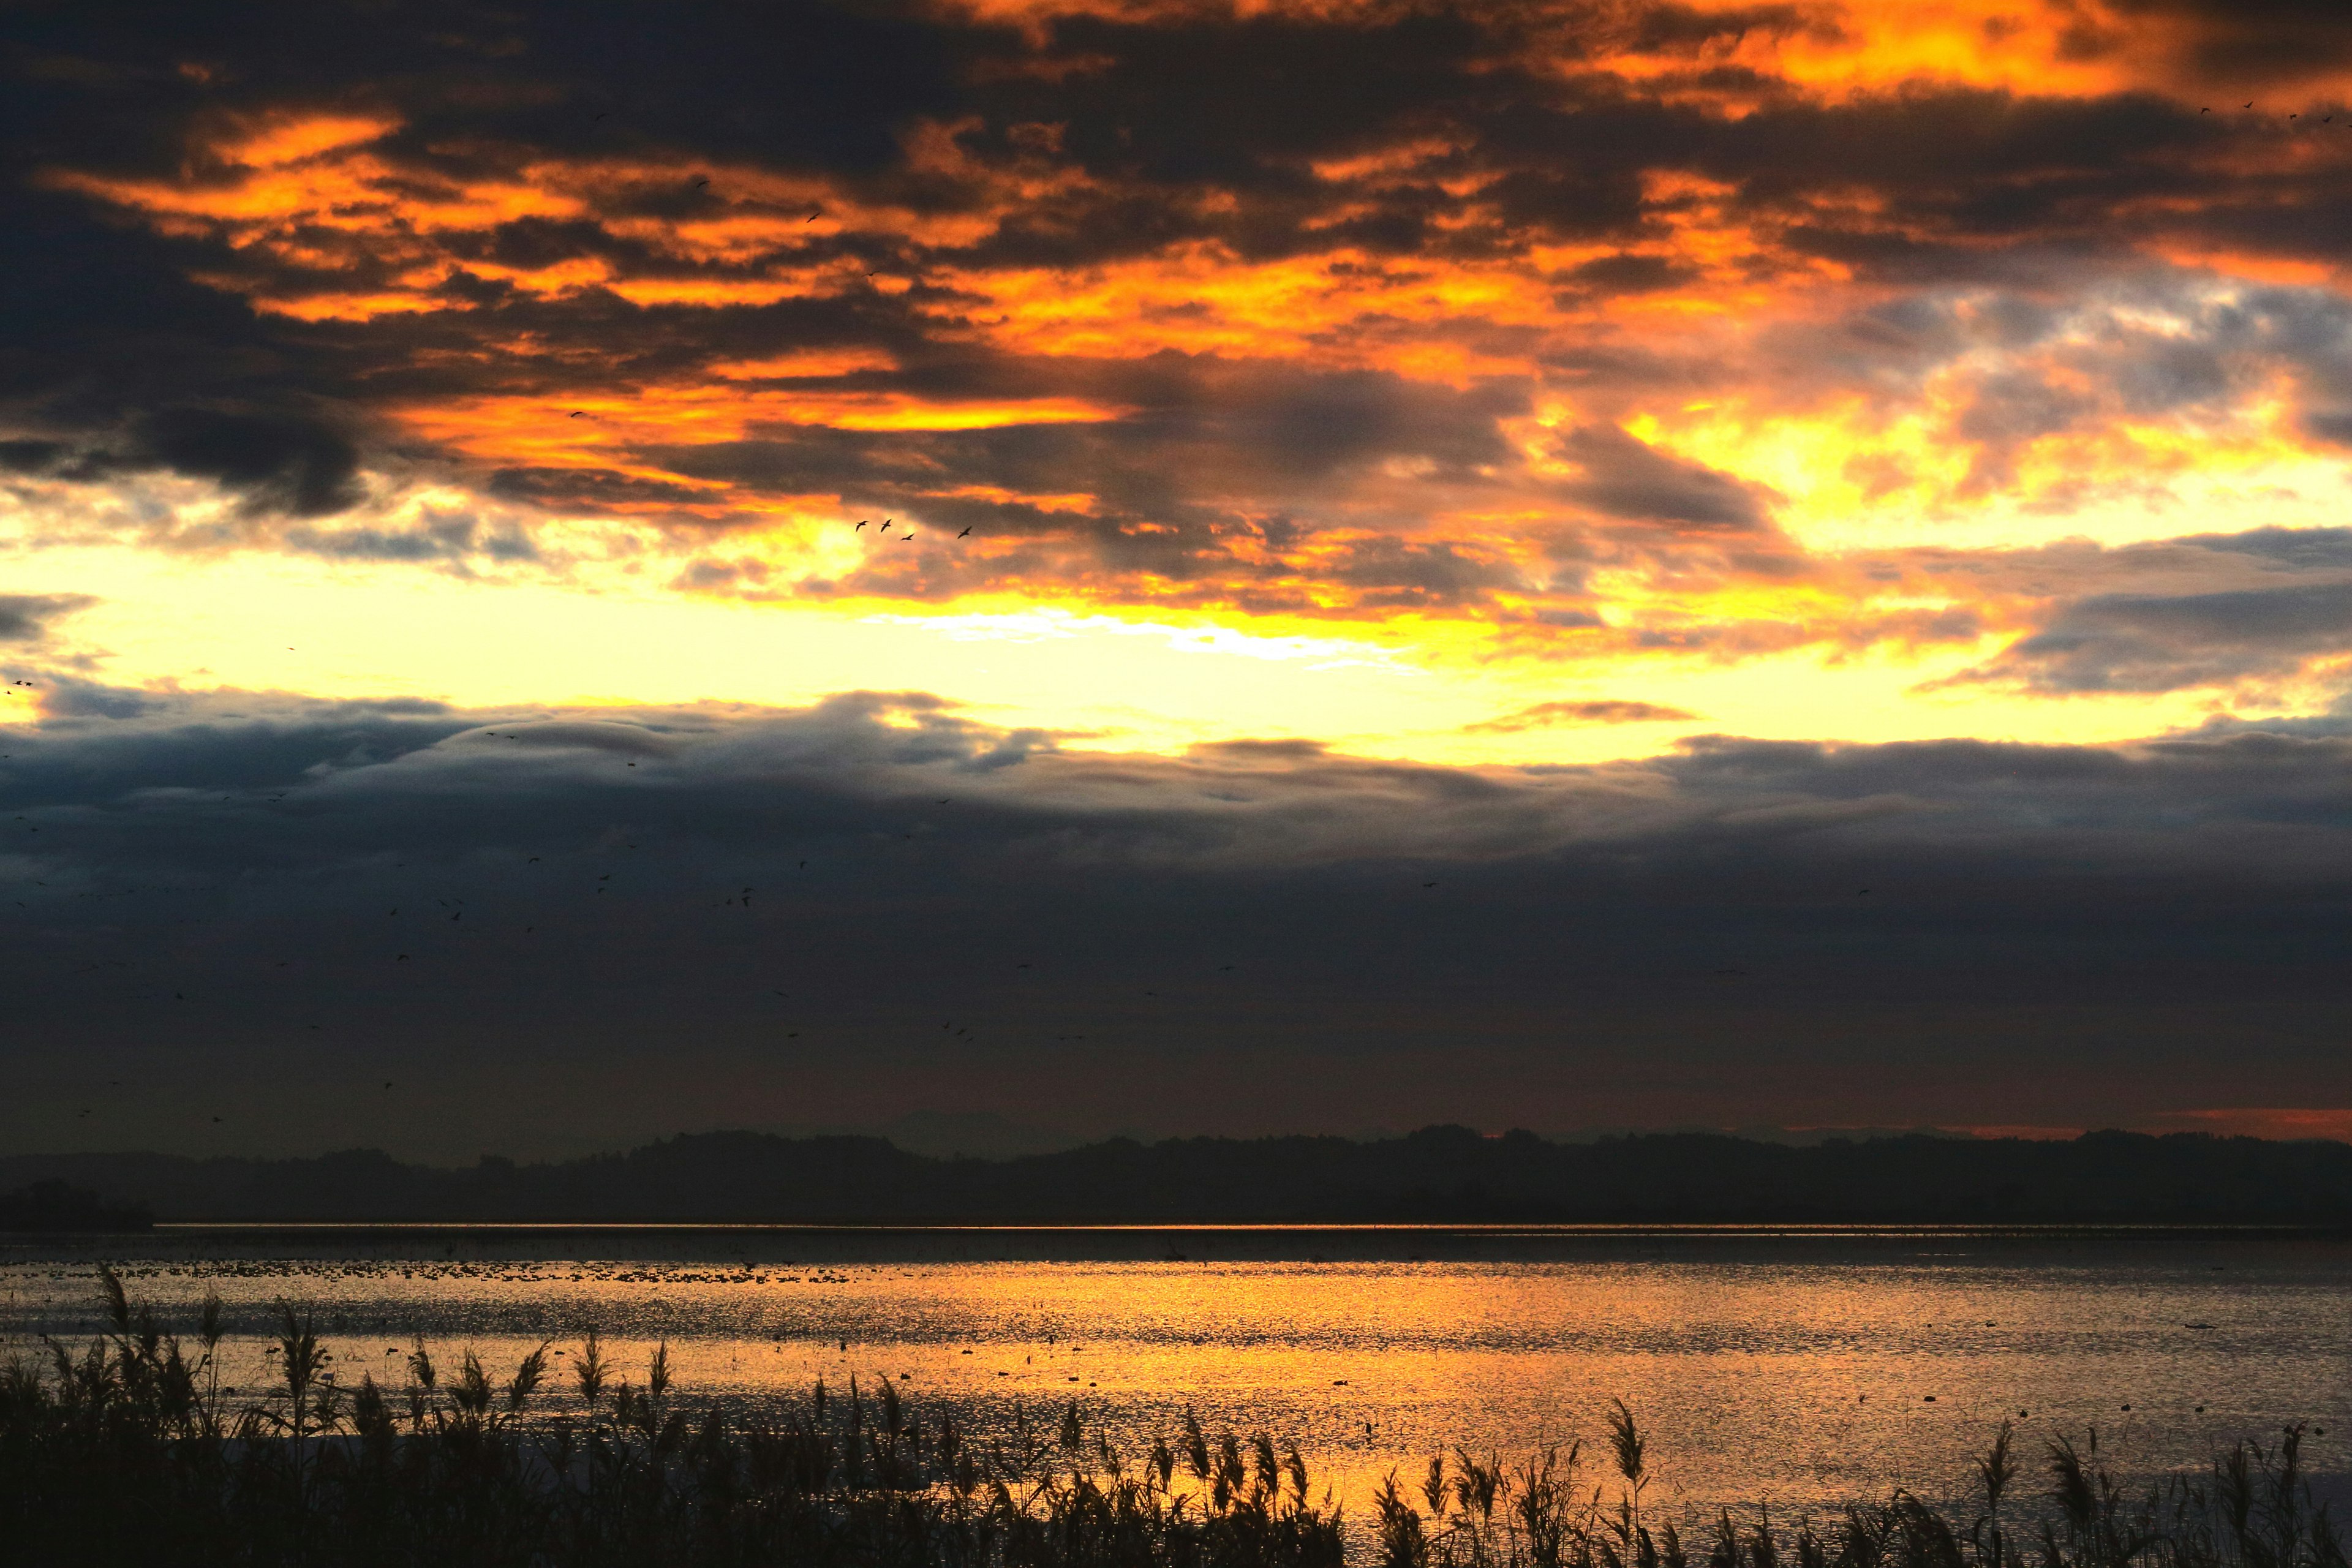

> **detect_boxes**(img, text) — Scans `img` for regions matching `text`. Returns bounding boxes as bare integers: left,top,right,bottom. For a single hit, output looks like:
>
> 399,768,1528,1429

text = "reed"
2,1272,2343,1568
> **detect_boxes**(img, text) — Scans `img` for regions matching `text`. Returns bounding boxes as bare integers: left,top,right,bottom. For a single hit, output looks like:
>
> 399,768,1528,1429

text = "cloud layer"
11,3,2352,1148
4,0,2352,687
7,685,2352,1156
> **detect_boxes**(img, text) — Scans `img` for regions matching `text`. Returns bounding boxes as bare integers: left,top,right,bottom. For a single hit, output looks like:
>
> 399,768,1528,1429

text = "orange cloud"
34,4,2352,692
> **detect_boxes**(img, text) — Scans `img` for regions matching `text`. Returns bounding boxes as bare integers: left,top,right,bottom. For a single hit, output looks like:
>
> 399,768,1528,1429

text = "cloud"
1959,580,2352,693
131,408,362,518
5,0,2352,671
6,684,2352,1156
1468,699,1700,731
0,594,94,643
1550,424,1777,533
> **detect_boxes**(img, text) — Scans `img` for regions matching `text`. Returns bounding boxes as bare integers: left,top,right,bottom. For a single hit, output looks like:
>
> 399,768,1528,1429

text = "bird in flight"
806,205,822,222
856,520,867,530
570,410,586,418
958,526,972,537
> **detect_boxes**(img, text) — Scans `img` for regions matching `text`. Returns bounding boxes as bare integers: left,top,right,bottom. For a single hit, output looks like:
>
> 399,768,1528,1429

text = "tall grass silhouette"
2,1271,2345,1568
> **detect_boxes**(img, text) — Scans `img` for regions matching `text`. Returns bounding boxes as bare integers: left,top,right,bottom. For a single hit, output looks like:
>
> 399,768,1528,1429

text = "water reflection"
4,1229,2346,1523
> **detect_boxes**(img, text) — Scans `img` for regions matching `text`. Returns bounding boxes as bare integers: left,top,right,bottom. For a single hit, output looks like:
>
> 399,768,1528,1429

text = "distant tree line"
0,1180,150,1232
6,1128,2352,1226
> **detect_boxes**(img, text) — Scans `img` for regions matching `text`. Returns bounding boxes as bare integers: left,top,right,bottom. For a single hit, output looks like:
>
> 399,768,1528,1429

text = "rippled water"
6,1226,2348,1525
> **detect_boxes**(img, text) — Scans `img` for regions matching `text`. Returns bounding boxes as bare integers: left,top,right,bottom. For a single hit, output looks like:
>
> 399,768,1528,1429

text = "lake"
5,1225,2346,1528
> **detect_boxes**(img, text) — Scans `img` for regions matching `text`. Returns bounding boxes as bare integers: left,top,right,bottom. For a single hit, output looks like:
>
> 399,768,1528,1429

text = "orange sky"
13,0,2352,764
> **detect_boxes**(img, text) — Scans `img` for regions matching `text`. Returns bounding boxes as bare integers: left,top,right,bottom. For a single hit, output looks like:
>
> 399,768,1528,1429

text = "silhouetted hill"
7,1127,2352,1224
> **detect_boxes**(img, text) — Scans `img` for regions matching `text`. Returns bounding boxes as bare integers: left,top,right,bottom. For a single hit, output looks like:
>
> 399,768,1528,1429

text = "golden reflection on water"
7,1247,2350,1521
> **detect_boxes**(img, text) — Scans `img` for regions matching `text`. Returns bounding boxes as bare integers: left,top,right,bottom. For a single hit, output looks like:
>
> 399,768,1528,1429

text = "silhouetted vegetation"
5,1274,2348,1568
0,1179,151,1232
1,1268,1341,1568
10,1128,2352,1224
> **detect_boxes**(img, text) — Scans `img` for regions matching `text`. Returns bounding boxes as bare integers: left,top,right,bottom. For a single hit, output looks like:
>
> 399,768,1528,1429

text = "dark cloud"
1560,253,1693,294
997,11,1486,194
134,407,363,517
0,0,954,518
0,594,94,643
1327,537,1523,605
8,687,2352,1156
0,407,364,519
281,510,538,563
1964,581,2352,692
2182,527,2352,570
2109,0,2352,79
1550,424,1776,532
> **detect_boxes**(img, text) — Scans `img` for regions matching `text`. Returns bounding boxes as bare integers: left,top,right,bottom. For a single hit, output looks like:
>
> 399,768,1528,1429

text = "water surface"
6,1225,2345,1526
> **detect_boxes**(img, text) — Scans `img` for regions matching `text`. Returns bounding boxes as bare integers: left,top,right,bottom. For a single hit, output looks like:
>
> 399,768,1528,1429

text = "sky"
7,0,2352,1161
